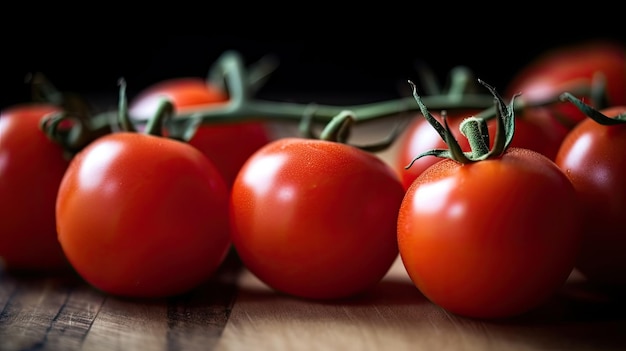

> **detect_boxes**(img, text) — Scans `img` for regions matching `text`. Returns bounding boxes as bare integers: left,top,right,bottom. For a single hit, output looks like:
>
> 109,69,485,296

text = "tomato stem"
590,71,610,108
460,117,490,155
117,78,137,133
28,72,93,121
320,111,354,143
208,52,280,97
447,66,476,103
473,83,592,122
560,92,626,125
405,79,518,167
144,99,175,136
39,110,114,158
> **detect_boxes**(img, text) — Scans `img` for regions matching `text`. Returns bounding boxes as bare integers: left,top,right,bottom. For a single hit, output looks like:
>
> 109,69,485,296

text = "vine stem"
38,50,596,155
178,93,496,124
124,50,497,131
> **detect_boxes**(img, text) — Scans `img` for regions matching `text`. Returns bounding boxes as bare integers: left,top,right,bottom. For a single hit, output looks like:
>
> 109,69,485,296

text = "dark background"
3,33,626,111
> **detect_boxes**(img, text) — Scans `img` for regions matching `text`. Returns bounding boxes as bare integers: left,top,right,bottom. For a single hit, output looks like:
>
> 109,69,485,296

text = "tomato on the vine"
129,77,273,188
230,137,405,300
505,40,626,129
554,97,626,286
56,132,231,298
0,104,71,272
397,81,583,319
394,108,565,190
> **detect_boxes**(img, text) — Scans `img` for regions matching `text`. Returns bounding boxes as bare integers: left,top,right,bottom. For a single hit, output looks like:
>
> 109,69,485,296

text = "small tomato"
397,81,582,319
0,104,70,272
230,137,405,300
56,132,231,298
555,97,626,285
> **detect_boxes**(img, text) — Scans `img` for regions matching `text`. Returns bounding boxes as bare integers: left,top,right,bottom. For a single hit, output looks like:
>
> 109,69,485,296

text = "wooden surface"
2,120,626,351
2,252,626,351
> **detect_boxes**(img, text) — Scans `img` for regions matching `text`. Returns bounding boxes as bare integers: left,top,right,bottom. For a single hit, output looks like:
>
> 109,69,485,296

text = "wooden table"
2,119,626,351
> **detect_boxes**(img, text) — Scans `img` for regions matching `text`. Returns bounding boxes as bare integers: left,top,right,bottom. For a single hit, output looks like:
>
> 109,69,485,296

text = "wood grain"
0,251,242,351
215,258,626,351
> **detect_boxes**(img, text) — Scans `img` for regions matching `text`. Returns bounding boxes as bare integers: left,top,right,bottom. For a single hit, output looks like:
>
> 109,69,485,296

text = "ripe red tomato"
505,40,626,127
397,147,583,319
555,105,626,285
0,104,70,272
56,132,231,298
394,109,564,190
230,137,405,300
129,77,273,188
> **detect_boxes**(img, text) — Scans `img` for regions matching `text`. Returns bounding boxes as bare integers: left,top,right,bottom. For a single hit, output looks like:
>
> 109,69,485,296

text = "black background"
3,32,626,111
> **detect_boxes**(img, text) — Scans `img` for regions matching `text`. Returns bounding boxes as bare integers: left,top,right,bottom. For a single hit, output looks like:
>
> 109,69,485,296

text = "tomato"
0,104,70,272
397,80,582,319
129,77,273,188
230,137,405,300
555,104,626,286
394,109,564,190
56,132,231,298
397,147,583,319
505,40,626,128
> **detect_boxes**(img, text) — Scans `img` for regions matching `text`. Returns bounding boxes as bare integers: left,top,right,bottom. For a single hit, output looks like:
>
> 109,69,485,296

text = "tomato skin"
505,40,626,126
555,106,626,285
395,110,564,190
397,148,583,319
129,77,273,188
230,137,405,300
56,132,231,298
0,104,70,271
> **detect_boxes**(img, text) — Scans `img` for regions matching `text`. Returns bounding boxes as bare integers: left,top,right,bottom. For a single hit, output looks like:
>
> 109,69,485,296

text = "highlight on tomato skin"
229,137,406,300
554,104,626,286
128,77,274,189
0,103,72,272
55,132,232,298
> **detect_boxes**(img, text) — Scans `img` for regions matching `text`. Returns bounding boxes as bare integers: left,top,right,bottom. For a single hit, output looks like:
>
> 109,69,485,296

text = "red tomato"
555,105,626,285
129,77,273,188
56,132,231,298
397,147,583,319
0,104,70,272
505,40,626,127
230,137,405,300
394,109,564,190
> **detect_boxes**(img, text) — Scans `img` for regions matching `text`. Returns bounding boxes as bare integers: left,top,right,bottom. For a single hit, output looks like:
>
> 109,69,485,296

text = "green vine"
35,50,597,157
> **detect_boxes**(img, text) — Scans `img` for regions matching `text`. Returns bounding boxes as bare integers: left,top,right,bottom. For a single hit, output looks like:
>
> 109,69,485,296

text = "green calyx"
560,92,626,125
405,79,518,169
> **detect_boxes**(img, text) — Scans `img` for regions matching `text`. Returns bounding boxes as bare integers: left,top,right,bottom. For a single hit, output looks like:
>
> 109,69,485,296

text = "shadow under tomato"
470,280,626,351
497,279,626,326
234,277,428,307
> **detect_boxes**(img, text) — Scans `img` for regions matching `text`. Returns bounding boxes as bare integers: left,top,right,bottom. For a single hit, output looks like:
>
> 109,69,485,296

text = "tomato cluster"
1,40,625,320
